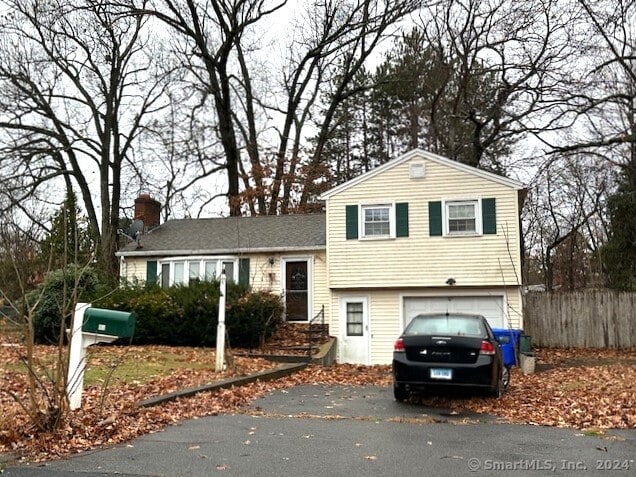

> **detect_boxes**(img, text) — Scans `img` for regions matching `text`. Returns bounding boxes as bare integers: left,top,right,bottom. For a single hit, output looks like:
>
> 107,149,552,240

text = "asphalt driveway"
3,385,635,476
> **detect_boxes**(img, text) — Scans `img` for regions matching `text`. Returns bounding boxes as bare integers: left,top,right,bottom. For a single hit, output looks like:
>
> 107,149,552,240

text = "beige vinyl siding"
121,257,151,284
330,289,416,365
506,288,523,329
251,251,329,322
311,252,330,321
326,156,522,289
368,290,403,365
120,252,330,324
247,253,281,293
332,287,523,365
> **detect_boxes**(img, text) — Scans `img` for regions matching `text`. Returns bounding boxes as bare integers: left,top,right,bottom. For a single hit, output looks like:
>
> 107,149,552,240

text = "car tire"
502,366,511,389
492,372,505,398
393,384,408,402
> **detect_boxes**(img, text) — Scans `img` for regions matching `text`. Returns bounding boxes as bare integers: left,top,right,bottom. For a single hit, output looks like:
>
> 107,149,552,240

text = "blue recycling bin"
492,328,522,367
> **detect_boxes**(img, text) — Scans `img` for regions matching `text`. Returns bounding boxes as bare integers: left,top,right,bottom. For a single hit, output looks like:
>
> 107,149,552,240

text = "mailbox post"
215,269,227,372
67,303,135,410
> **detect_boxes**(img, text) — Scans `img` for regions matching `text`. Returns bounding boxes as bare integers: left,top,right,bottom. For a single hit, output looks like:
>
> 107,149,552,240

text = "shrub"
226,290,284,349
165,282,218,346
29,266,99,344
97,281,283,348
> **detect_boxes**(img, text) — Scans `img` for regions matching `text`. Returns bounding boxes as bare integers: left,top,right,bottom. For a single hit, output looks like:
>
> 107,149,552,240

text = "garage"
403,295,505,329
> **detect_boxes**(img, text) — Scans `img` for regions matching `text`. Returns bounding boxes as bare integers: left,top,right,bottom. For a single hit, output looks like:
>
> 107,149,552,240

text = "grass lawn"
83,345,221,385
0,342,273,387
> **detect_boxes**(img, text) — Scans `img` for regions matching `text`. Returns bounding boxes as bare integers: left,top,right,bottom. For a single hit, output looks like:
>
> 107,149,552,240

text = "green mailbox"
82,308,136,338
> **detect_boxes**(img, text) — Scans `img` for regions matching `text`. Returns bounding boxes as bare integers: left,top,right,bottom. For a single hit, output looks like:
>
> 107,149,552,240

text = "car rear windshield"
405,315,486,337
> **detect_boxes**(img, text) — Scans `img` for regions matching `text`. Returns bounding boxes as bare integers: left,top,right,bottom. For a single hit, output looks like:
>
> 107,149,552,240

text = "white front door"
339,297,369,364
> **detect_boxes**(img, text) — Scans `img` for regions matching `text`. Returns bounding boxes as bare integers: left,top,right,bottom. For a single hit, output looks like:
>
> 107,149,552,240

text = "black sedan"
392,313,509,401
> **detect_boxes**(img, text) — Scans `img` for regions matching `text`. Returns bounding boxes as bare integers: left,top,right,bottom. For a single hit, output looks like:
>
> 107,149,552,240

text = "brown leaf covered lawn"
1,345,634,464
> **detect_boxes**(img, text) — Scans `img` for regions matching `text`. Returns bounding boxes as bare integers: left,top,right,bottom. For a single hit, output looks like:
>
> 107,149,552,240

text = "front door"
285,260,308,321
340,297,369,364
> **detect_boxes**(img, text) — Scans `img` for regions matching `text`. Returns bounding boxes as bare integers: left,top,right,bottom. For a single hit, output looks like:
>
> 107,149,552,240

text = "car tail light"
394,338,405,352
479,340,496,355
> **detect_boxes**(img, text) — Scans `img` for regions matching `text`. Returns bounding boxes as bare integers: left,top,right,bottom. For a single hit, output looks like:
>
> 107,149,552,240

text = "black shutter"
346,204,358,239
146,260,157,285
396,202,409,237
239,258,250,287
429,201,442,236
482,198,497,234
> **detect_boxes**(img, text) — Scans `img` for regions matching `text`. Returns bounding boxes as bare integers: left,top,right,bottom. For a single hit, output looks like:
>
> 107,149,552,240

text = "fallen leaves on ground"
1,345,634,464
253,322,331,355
413,347,636,430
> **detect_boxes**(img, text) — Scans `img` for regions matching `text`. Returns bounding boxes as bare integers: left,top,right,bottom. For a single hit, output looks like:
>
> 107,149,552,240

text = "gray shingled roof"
116,214,326,256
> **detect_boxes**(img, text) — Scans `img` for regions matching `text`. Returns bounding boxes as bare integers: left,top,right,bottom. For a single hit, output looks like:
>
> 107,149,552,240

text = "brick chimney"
134,194,161,231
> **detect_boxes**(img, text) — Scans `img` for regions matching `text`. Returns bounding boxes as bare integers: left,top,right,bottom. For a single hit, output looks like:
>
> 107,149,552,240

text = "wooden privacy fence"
524,291,636,348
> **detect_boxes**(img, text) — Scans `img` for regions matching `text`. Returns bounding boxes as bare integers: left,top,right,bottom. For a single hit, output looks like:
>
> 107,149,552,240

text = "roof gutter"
116,245,326,257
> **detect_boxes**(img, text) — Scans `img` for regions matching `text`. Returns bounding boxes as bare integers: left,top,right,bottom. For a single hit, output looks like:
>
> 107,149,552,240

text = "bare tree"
535,1,636,289
0,0,173,277
126,0,420,215
0,202,112,435
414,0,584,170
545,1,635,169
128,90,228,220
0,215,63,432
283,1,421,211
0,211,46,305
523,154,610,290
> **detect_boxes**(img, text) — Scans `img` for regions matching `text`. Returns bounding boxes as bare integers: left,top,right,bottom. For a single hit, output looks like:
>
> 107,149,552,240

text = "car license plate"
430,368,452,380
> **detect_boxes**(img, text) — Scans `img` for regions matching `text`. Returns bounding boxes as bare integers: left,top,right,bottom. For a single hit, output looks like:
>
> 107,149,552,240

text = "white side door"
339,296,369,364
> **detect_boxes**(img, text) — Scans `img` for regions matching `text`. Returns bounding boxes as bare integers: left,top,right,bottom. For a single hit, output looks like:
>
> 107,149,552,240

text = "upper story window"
429,198,496,237
347,202,409,240
446,200,478,235
362,205,391,238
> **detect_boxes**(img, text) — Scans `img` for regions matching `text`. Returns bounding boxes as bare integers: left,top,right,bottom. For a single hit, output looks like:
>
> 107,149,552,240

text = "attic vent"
410,163,426,179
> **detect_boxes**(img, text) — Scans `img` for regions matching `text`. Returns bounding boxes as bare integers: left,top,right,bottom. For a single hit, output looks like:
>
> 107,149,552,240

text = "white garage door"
404,296,504,329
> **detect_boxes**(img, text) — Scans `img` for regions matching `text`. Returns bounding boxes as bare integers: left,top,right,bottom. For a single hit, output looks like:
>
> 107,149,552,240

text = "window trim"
360,203,396,240
443,198,482,236
158,256,239,288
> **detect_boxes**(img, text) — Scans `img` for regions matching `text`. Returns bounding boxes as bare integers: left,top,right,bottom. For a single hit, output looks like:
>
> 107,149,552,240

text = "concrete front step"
236,338,337,366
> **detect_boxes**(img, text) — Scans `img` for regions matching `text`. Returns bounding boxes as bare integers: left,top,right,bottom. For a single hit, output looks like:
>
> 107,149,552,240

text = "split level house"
116,149,525,365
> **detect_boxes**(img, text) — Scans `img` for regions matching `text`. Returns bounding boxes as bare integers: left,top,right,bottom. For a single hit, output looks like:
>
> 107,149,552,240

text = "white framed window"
189,262,200,281
161,263,170,288
346,301,364,336
445,200,480,236
158,257,238,288
361,204,393,239
221,261,235,283
173,261,185,285
204,261,217,281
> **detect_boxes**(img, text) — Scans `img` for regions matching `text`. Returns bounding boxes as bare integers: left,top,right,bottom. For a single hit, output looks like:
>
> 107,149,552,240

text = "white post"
215,268,227,372
67,303,90,410
67,303,119,410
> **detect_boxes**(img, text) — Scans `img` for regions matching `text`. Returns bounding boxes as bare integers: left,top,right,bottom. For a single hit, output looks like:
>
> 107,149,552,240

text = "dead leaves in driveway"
0,346,634,463
424,348,636,430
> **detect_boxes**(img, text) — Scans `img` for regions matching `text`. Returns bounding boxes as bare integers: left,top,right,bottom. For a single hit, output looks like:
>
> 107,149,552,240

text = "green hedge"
29,269,284,348
96,280,283,348
27,266,101,344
